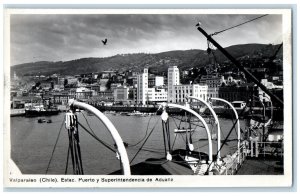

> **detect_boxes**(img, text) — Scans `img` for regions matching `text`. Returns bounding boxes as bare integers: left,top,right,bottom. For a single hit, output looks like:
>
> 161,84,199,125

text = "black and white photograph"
4,8,292,188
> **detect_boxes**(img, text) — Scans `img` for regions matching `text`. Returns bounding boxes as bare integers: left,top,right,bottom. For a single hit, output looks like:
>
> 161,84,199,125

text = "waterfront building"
174,84,208,103
53,91,70,105
98,91,114,101
199,73,226,88
167,66,180,103
11,96,42,109
137,68,149,105
113,86,129,104
218,84,257,102
146,87,168,103
75,87,93,101
128,88,137,105
207,87,219,99
148,75,164,87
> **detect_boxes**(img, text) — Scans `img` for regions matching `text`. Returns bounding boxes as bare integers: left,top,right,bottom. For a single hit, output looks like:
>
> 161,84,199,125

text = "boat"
204,100,250,118
47,119,52,123
127,111,146,117
174,128,195,133
37,118,46,123
25,105,59,117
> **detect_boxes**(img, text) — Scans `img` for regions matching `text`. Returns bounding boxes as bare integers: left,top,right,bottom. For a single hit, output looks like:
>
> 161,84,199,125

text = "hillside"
11,43,283,76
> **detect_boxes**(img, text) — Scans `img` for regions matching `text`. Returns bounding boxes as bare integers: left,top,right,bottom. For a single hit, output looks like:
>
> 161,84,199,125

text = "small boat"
37,118,46,123
127,111,145,117
119,112,129,116
174,128,195,133
47,119,52,123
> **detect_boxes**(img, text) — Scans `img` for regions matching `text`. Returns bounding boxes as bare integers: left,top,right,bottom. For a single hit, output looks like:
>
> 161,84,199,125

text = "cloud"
10,14,282,65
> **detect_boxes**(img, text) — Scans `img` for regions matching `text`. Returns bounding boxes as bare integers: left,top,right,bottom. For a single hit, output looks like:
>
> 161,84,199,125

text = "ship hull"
25,109,59,117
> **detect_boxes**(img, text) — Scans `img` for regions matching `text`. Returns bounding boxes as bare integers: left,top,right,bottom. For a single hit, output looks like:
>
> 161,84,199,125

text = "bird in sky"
102,38,108,45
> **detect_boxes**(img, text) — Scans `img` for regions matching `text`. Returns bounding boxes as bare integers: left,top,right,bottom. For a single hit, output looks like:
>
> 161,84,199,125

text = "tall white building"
167,66,180,102
149,76,164,87
137,68,149,105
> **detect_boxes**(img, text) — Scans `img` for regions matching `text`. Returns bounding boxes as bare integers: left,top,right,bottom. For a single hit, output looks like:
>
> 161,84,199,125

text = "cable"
130,121,158,164
45,117,65,174
128,115,157,147
80,111,117,152
211,14,268,36
64,144,70,174
80,111,98,137
78,121,116,153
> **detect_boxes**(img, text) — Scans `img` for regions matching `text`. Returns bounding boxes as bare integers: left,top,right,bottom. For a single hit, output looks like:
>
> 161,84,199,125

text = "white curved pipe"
188,96,221,163
165,103,213,165
211,98,241,163
68,99,131,175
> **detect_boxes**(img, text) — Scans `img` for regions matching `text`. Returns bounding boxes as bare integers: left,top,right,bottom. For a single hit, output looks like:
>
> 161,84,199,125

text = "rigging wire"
64,144,70,174
128,115,158,147
45,116,65,174
79,112,116,152
130,120,158,164
80,111,98,137
210,14,269,36
77,121,116,153
171,115,205,129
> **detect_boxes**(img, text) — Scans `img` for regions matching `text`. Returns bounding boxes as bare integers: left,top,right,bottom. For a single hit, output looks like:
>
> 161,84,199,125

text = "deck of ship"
236,156,283,175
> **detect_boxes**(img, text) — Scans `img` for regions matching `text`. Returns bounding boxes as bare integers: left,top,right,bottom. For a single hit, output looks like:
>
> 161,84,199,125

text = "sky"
10,13,282,65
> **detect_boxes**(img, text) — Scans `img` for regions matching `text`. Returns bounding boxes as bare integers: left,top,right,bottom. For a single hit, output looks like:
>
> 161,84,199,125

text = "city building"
146,87,168,103
53,91,70,105
218,84,257,102
137,68,149,105
199,73,226,88
174,84,208,103
149,75,164,87
167,66,180,103
207,87,219,99
113,86,129,104
75,87,93,101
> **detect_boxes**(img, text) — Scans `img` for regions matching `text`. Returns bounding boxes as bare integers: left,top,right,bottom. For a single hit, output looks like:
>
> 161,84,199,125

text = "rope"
128,115,158,147
171,132,178,151
162,120,168,156
130,121,158,164
67,128,76,174
45,117,65,174
74,118,84,174
211,14,268,36
64,144,70,174
78,121,116,153
171,115,205,129
80,111,98,137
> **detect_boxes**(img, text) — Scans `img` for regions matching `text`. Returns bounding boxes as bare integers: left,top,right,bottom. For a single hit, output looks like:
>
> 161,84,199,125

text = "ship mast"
196,24,284,107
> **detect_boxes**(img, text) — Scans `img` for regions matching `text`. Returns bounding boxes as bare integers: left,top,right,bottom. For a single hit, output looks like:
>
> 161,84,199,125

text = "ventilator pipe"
211,98,241,163
188,96,221,164
68,99,131,175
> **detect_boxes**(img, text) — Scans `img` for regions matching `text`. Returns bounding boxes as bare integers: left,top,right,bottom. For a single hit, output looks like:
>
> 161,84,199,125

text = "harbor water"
10,112,247,175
